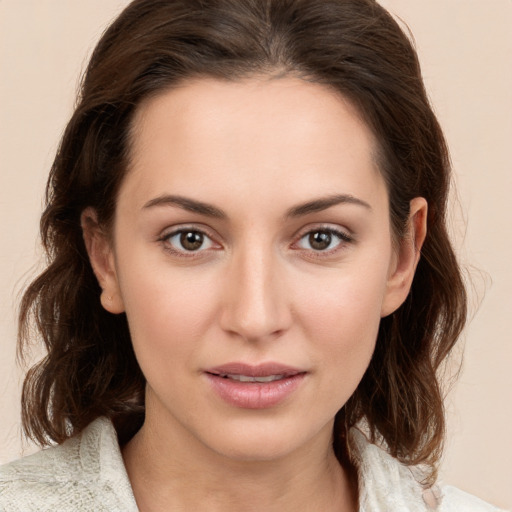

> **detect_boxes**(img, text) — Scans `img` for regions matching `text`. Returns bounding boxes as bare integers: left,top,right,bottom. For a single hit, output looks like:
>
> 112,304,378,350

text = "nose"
219,243,292,343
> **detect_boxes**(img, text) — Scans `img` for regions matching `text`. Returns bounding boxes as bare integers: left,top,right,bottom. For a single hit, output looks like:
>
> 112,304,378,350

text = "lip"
204,362,307,409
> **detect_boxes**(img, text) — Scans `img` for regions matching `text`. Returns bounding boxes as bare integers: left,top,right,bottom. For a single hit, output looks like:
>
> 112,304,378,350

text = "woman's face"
90,77,423,461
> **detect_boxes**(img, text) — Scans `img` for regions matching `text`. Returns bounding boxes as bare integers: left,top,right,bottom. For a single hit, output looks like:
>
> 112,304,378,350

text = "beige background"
1,1,510,508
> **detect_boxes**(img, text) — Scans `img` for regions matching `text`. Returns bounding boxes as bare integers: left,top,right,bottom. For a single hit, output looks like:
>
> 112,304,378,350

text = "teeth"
224,374,285,383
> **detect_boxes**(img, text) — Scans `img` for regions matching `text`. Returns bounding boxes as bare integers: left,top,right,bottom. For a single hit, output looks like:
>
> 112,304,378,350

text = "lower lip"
205,373,306,409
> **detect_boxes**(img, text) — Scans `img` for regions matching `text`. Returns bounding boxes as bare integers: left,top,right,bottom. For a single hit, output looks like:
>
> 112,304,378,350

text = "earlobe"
381,197,428,318
81,208,125,314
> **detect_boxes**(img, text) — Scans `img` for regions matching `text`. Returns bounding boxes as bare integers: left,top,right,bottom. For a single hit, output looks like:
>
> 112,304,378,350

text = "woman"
0,0,504,510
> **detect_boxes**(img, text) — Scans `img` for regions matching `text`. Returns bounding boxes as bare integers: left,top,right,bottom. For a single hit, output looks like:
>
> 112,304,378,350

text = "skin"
83,76,427,512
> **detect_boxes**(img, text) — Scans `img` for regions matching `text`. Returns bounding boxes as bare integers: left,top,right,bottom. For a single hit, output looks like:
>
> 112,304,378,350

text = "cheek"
298,261,388,335
117,260,220,369
294,263,389,389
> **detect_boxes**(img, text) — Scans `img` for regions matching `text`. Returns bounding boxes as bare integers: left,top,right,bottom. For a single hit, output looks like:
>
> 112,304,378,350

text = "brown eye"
296,228,352,253
308,231,332,251
180,231,204,251
164,229,214,253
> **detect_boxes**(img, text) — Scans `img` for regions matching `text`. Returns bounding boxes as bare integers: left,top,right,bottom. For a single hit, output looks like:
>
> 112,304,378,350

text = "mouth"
205,362,305,380
204,362,307,409
210,373,292,383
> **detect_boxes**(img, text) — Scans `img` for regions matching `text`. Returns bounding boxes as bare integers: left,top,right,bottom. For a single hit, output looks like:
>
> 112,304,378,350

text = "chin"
210,435,302,462
196,416,334,463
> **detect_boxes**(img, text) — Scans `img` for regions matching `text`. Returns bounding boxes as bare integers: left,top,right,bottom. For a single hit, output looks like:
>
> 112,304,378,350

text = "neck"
122,413,358,512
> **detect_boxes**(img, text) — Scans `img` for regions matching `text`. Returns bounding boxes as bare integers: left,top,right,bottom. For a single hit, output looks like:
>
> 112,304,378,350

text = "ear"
81,207,125,314
381,197,428,318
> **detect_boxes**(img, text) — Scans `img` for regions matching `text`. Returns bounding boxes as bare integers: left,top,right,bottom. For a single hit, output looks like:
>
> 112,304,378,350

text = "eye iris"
180,231,203,251
309,231,332,250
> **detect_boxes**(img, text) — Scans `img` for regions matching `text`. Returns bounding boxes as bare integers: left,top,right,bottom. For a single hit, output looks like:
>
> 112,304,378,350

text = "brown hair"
19,0,466,482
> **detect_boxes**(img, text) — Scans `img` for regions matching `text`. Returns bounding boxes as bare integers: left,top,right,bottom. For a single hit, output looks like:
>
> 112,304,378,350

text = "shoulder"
0,417,138,512
349,428,506,512
439,485,507,512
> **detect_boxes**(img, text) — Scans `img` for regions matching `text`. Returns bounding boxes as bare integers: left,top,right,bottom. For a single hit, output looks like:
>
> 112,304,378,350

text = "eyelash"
158,226,220,258
158,225,354,259
293,226,354,257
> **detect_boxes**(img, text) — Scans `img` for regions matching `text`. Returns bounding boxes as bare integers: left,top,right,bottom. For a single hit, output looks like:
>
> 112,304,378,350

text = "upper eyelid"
292,223,353,240
159,224,216,239
162,226,348,237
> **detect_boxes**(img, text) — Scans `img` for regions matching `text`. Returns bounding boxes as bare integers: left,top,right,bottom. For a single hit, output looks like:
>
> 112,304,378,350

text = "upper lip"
205,362,306,377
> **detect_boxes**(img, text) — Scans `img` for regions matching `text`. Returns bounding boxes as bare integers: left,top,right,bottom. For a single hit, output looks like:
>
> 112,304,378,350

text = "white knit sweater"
0,417,505,511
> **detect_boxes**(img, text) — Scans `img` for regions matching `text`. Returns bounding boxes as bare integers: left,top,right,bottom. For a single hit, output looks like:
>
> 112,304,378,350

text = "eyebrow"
285,194,372,217
142,193,371,218
143,194,226,218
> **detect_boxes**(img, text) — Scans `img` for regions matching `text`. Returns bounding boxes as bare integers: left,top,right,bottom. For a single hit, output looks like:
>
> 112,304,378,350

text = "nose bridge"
220,237,289,341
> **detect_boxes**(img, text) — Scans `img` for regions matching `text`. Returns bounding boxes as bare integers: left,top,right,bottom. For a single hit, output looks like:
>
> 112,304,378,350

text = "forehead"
122,76,387,214
130,76,375,160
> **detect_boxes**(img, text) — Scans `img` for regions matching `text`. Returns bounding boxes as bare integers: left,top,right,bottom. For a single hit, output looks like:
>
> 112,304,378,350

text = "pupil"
309,231,331,250
181,231,203,251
